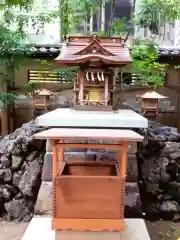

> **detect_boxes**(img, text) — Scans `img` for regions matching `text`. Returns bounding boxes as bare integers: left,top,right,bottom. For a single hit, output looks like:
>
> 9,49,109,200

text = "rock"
26,151,39,162
168,182,180,198
0,120,45,156
12,155,24,170
166,163,178,180
0,120,46,221
141,155,162,183
124,182,142,217
160,167,170,182
160,201,179,212
0,169,12,182
0,184,18,199
0,155,10,168
13,171,23,187
153,134,167,142
18,155,43,196
2,187,11,200
14,192,23,199
160,157,170,182
168,135,180,142
4,199,33,221
30,139,45,151
154,127,171,135
173,213,180,221
137,122,180,219
161,142,180,155
146,183,160,194
170,152,180,160
163,194,172,200
146,202,161,215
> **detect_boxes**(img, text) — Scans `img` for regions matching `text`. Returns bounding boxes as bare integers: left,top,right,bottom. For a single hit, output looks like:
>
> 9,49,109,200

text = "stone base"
34,181,142,217
22,217,151,240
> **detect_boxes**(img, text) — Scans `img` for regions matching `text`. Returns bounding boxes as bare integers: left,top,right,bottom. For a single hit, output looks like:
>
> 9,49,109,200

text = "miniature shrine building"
55,34,132,110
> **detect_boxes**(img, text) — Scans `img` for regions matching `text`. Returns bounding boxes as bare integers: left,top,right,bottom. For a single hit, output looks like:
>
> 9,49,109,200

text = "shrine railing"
28,70,74,83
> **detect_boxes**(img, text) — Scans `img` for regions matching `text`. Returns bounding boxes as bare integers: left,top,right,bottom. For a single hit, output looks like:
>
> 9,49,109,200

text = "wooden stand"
33,128,143,234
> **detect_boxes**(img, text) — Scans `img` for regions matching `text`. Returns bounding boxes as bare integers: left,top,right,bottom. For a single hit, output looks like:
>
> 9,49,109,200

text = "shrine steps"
21,217,151,240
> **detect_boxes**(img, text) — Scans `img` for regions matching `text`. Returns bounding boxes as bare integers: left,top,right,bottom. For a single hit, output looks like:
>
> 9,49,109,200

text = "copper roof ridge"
73,38,116,56
55,54,132,64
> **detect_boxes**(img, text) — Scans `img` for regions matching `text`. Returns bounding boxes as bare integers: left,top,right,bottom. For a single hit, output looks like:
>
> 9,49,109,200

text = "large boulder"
0,120,46,221
137,124,180,219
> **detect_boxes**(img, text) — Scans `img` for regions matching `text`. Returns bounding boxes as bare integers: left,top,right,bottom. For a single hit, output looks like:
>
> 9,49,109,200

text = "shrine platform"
22,217,151,240
36,108,148,128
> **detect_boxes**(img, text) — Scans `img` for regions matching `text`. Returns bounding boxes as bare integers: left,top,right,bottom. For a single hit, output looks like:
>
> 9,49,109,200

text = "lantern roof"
35,89,53,96
138,91,168,99
55,34,132,66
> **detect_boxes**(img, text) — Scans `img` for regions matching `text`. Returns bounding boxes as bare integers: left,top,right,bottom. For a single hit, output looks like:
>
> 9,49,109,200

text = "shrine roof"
138,91,168,99
35,89,53,96
55,35,132,66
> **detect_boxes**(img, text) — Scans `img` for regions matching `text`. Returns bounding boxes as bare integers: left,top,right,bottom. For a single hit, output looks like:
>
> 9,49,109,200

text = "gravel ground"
0,219,180,240
146,220,180,240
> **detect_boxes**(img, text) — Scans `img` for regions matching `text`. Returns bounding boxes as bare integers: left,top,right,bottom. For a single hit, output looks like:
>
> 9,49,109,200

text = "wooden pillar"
177,89,180,131
0,81,9,136
57,140,64,162
104,75,108,106
120,142,128,178
73,76,77,105
53,144,57,178
1,111,8,137
78,70,84,106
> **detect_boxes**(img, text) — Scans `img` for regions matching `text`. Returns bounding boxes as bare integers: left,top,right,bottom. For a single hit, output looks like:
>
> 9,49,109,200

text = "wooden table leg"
58,140,64,162
52,141,57,178
120,142,128,179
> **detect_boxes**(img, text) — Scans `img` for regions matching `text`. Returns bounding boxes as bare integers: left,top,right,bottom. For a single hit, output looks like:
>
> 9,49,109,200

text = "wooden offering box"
54,161,122,220
33,128,143,232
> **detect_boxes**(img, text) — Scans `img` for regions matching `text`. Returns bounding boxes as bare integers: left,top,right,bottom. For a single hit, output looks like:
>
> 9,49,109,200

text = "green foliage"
0,26,31,107
0,0,58,109
0,0,33,11
58,0,170,89
131,39,168,88
110,18,133,36
0,92,17,110
60,0,113,36
158,224,180,240
136,0,180,34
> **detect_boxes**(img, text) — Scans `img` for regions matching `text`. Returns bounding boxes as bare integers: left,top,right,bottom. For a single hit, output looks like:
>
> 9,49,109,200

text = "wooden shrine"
55,34,132,111
33,128,143,234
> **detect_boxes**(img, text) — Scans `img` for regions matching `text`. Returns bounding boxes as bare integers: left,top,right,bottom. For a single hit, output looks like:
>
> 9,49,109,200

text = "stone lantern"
138,91,168,117
33,89,53,111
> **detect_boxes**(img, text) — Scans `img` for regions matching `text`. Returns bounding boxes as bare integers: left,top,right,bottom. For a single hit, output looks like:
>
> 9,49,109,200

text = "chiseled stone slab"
22,217,151,240
36,108,148,128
